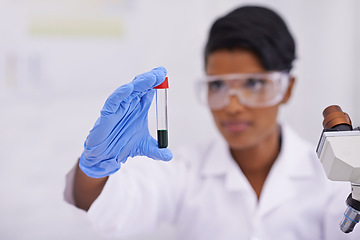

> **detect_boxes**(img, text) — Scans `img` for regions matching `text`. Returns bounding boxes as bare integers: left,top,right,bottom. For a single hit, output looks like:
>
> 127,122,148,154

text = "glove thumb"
145,136,173,161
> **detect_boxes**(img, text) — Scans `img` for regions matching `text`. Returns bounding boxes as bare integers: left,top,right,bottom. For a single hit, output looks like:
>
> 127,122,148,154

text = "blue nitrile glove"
79,67,173,178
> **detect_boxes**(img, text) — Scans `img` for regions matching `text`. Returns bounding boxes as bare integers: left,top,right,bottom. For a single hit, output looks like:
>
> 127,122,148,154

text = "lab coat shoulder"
84,153,190,238
63,140,216,238
280,124,329,181
86,139,223,238
279,124,360,239
171,137,226,172
280,124,347,195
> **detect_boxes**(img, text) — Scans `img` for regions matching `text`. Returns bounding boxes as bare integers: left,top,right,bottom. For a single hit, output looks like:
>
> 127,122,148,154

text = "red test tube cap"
154,77,169,89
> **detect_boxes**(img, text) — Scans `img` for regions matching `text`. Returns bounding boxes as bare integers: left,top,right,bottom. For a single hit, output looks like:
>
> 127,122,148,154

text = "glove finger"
151,66,168,87
86,83,155,149
102,66,166,115
101,83,134,115
132,67,167,93
86,85,136,148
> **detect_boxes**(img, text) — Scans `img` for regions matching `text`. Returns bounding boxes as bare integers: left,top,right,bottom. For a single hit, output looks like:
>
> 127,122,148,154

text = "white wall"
0,0,359,239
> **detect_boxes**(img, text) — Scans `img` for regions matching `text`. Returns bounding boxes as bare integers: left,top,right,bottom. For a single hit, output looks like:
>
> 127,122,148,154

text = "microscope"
316,105,360,233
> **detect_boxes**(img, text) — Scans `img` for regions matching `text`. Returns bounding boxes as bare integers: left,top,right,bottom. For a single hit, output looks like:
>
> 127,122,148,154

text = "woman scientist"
64,5,360,240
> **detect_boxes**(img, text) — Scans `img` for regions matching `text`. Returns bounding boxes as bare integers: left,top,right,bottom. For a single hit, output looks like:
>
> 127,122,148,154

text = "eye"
208,80,226,92
244,78,267,91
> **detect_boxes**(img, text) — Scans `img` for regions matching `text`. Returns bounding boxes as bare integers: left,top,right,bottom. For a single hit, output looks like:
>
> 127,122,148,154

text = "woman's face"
206,49,292,150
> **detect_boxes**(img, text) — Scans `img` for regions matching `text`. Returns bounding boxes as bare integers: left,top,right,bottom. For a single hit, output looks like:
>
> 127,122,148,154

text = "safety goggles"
196,71,290,110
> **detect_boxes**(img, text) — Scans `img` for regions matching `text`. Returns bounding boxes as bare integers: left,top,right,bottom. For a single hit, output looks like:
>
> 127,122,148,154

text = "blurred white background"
0,0,359,239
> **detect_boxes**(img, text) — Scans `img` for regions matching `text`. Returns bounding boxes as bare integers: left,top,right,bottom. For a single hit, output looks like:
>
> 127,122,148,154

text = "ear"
281,76,295,104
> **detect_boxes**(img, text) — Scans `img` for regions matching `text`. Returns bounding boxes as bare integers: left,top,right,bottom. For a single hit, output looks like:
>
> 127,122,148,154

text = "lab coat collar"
201,136,252,192
258,124,318,216
200,136,238,177
200,124,316,179
200,124,318,214
279,124,317,178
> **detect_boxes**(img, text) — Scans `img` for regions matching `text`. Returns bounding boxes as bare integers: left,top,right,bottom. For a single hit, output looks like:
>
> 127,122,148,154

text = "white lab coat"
64,124,360,240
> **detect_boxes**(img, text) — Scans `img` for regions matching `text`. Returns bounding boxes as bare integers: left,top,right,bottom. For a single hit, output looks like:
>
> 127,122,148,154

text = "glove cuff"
79,153,120,178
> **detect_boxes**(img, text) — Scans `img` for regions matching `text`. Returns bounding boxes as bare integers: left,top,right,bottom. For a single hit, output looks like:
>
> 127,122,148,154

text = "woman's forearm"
73,161,109,211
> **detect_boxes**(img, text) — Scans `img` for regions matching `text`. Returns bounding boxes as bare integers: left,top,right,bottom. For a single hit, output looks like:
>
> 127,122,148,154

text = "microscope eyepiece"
322,105,352,131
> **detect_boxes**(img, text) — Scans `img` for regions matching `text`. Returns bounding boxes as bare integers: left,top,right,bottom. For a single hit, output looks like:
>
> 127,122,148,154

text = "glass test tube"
154,77,169,148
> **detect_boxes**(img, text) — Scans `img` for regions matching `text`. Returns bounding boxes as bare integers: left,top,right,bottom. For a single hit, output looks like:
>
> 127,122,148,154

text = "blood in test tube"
154,77,169,148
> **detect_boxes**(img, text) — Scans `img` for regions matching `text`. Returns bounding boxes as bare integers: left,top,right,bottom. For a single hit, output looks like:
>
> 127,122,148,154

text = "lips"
222,120,250,133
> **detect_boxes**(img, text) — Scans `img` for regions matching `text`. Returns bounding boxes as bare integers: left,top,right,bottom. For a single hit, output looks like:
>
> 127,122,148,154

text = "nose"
224,94,246,114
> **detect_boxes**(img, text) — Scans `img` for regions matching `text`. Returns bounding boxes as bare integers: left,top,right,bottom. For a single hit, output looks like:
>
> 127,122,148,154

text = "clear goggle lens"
197,71,290,110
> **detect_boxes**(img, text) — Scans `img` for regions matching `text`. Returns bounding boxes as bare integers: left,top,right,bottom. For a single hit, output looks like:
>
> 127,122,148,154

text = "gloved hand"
79,67,173,178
